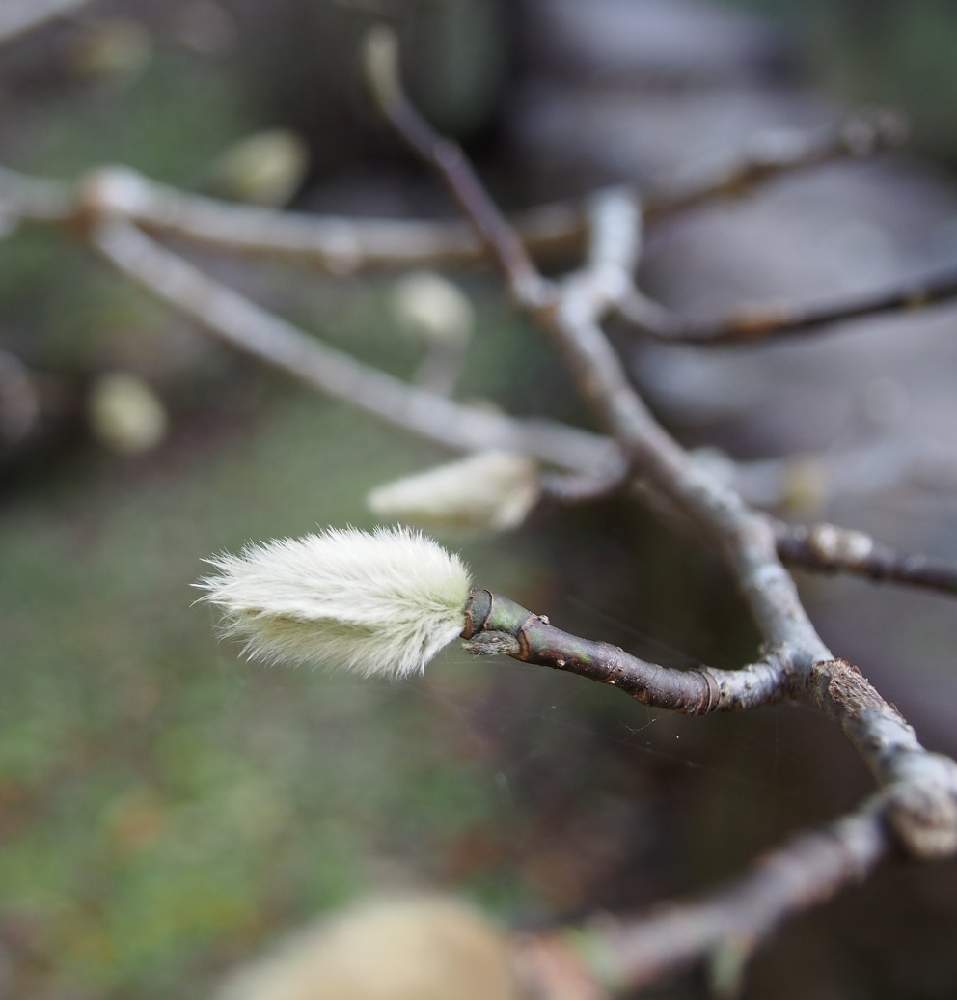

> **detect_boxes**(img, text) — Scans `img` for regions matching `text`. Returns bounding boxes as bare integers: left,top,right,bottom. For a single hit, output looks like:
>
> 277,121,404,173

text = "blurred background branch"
0,0,95,46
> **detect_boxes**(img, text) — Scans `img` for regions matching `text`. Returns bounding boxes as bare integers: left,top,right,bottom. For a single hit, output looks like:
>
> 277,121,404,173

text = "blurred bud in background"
393,271,475,394
207,129,310,207
88,372,168,456
68,18,152,85
368,451,540,535
217,895,522,1000
392,271,475,350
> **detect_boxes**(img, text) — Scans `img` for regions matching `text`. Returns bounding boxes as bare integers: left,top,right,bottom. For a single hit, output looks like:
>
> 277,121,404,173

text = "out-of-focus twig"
619,266,957,345
0,0,93,45
642,111,907,221
525,804,887,995
0,109,905,274
88,219,618,475
774,520,957,597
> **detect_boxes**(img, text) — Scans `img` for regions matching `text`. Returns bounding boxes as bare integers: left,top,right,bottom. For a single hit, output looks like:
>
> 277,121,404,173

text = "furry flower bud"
368,451,539,535
197,526,471,678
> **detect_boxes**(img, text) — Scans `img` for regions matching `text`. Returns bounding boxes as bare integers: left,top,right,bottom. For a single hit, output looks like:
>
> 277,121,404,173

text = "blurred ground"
2,2,957,998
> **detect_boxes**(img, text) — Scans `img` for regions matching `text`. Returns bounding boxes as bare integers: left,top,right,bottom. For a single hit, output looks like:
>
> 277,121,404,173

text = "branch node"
883,754,957,859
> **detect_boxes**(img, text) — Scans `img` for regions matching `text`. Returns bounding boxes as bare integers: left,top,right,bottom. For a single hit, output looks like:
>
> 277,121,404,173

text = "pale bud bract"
197,526,471,678
368,451,539,535
392,271,474,349
216,895,519,1000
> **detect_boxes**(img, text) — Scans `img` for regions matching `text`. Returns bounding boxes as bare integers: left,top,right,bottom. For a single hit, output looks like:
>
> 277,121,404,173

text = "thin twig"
548,805,888,994
0,0,93,45
619,266,957,345
366,26,545,304
775,520,957,597
88,219,618,475
0,163,584,273
642,111,907,222
463,590,794,714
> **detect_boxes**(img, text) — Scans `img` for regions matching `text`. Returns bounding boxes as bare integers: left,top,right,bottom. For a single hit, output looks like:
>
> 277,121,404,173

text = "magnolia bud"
392,271,474,350
88,372,167,455
70,19,152,83
209,130,309,207
368,452,539,536
197,526,471,678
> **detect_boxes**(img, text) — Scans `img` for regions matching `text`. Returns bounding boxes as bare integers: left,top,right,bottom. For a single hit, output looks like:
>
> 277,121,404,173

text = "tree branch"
370,25,957,991
619,266,957,345
528,805,888,995
642,111,907,222
88,219,618,475
0,30,949,991
0,162,584,273
775,520,957,597
462,590,794,714
0,0,93,45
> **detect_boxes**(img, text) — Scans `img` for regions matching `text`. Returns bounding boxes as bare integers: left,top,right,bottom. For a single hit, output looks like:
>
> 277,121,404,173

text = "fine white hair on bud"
196,526,471,678
391,270,475,349
368,451,539,535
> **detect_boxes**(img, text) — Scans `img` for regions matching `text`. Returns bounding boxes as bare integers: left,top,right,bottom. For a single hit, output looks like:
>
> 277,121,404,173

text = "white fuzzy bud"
368,451,540,535
392,271,474,349
196,526,471,678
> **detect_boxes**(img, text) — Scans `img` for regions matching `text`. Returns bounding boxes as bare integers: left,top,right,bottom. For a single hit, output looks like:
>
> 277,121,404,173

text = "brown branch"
775,520,957,598
523,805,888,995
642,111,907,222
0,163,585,273
462,590,794,714
366,25,828,659
365,26,546,303
619,266,957,345
0,0,93,45
372,27,957,993
0,33,945,993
